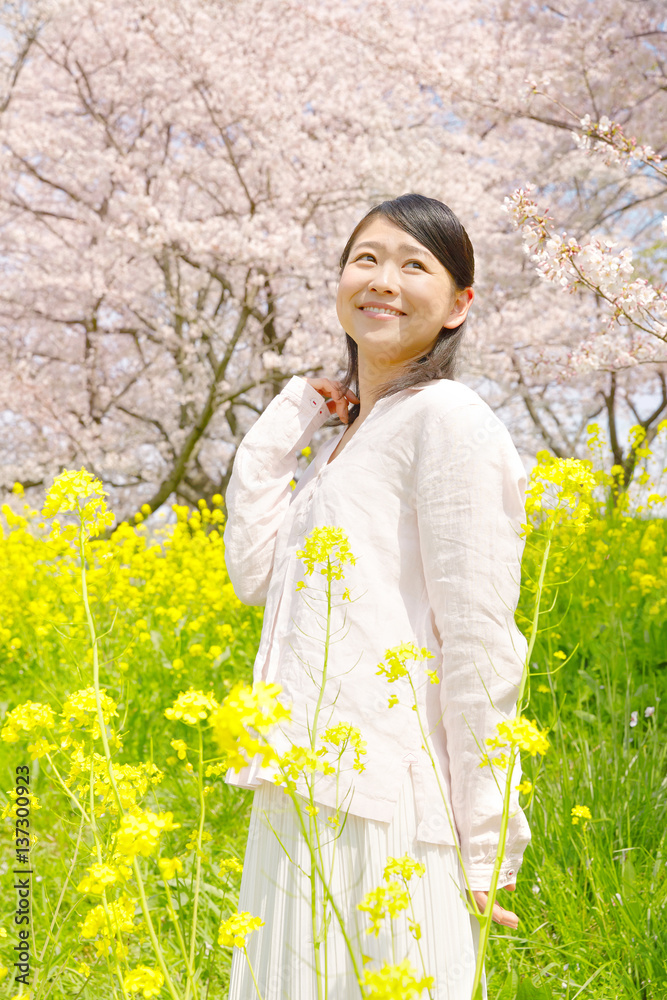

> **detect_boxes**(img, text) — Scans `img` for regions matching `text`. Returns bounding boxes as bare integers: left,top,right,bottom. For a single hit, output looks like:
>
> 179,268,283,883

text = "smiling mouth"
358,306,404,317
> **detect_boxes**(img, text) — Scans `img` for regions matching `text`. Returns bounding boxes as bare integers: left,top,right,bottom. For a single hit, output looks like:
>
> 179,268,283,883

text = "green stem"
302,565,335,998
163,879,198,992
517,523,554,710
76,506,181,1000
311,805,326,1000
398,518,555,999
469,520,556,999
406,677,475,905
469,748,515,998
304,561,358,996
264,758,365,991
309,560,333,754
242,944,264,1000
292,782,366,991
404,883,434,1000
204,879,233,1000
183,725,206,1000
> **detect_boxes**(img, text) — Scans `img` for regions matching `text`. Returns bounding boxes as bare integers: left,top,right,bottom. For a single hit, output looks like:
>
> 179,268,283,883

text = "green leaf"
622,855,637,886
577,669,601,694
496,969,520,1000
518,977,554,999
572,709,599,724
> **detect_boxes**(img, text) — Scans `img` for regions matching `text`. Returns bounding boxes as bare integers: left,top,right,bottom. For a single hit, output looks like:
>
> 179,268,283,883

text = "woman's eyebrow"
353,240,432,259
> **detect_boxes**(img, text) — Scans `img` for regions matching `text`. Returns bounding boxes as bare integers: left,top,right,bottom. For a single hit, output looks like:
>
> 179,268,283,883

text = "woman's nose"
369,266,399,294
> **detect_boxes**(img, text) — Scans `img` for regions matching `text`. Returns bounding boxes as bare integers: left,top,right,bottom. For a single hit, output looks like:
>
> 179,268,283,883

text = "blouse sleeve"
415,400,532,891
223,375,331,606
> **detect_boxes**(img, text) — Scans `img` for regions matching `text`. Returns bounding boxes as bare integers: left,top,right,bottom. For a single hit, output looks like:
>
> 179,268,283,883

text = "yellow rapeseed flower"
158,857,184,880
115,808,181,860
273,745,336,786
296,525,357,579
218,911,264,948
321,722,368,773
61,687,119,740
0,788,41,822
165,688,220,726
522,451,601,537
170,739,189,760
79,893,138,943
218,858,243,878
1,701,56,743
376,642,434,683
65,751,162,813
76,862,132,895
383,854,425,882
571,804,592,830
42,468,115,539
357,881,410,937
480,715,551,769
209,680,291,773
360,958,434,998
26,737,58,760
123,965,164,998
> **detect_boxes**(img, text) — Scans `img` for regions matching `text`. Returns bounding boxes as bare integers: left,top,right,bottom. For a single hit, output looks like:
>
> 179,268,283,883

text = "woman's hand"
306,378,360,424
471,883,519,929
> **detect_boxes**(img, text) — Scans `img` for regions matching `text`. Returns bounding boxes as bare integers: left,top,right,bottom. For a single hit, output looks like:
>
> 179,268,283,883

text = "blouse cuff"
281,375,332,428
464,860,523,892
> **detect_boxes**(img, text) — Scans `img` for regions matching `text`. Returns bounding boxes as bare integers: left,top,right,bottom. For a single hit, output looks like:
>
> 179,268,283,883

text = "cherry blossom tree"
330,0,667,489
0,0,477,517
1,0,665,521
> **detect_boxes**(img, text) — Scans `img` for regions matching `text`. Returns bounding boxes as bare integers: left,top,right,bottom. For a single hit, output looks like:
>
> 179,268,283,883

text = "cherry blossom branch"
526,85,666,178
502,185,667,373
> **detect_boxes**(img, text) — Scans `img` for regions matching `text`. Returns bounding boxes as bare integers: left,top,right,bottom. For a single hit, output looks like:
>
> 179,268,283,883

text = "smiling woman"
335,193,476,426
224,194,530,1000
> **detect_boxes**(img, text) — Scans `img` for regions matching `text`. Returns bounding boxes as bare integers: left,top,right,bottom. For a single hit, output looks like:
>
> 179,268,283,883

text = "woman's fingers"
306,378,360,423
326,384,345,423
471,890,519,929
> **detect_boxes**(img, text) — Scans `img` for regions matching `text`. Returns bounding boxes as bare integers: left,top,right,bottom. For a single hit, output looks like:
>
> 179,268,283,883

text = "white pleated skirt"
227,765,487,999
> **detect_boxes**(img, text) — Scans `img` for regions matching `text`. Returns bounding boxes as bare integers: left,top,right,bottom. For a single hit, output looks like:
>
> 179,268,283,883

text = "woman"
224,194,531,999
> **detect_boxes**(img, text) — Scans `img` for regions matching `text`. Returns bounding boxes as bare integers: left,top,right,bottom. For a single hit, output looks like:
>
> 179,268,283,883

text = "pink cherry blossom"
0,0,665,518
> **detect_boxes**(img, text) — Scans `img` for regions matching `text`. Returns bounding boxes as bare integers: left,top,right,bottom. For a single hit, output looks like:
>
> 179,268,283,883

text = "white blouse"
223,374,532,891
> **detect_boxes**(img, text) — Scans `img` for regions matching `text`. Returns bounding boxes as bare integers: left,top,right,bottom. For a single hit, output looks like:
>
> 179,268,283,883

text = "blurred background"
0,0,665,524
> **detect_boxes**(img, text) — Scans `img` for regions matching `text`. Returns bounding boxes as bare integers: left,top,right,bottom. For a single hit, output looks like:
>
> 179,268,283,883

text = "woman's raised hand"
306,378,360,425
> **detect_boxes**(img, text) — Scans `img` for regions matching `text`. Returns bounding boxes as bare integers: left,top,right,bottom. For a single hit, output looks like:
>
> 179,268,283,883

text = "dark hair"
336,193,475,426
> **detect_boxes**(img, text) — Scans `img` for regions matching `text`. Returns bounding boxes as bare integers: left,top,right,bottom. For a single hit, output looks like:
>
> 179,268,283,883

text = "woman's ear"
442,286,474,329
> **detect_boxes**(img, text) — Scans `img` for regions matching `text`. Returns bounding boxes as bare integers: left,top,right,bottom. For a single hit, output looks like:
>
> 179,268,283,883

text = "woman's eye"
354,254,424,269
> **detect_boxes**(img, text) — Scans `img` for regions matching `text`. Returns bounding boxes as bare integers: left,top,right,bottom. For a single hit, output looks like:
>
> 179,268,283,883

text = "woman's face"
336,216,474,372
